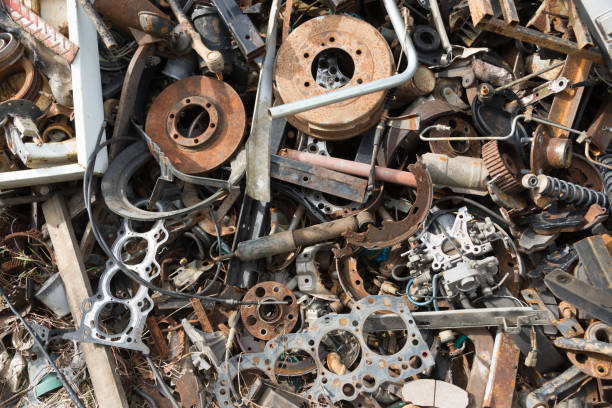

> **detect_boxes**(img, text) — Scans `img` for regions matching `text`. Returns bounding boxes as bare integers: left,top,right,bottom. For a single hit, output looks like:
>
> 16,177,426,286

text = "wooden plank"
42,194,129,408
498,0,519,26
468,0,494,27
479,18,604,64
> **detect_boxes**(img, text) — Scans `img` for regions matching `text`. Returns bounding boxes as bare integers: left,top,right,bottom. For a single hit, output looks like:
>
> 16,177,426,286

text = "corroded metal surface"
345,161,432,248
240,281,298,341
429,116,481,158
482,140,524,193
93,0,168,33
274,15,394,140
2,0,78,63
145,76,246,174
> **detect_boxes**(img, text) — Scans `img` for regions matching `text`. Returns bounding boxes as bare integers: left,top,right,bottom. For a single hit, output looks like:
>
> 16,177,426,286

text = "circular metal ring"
145,76,245,174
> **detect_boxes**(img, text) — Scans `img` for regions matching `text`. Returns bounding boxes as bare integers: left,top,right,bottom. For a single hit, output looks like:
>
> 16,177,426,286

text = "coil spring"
601,156,612,210
540,175,609,208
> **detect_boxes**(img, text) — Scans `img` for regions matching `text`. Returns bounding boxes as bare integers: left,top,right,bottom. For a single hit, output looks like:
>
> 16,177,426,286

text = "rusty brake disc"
145,76,246,174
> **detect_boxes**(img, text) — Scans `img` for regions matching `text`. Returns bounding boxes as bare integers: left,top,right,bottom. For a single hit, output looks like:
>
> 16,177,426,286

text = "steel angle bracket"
271,154,367,203
213,295,434,405
363,307,553,334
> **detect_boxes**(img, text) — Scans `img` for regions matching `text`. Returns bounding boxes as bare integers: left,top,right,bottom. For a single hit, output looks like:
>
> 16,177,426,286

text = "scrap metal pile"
0,0,612,406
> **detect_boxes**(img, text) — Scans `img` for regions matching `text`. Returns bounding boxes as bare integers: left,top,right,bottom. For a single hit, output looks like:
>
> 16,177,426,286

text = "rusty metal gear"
145,76,245,174
240,281,298,341
482,141,525,194
274,15,394,140
428,116,482,158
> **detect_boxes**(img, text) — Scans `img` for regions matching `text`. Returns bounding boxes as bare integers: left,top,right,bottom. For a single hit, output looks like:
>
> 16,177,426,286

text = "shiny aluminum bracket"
213,295,434,405
63,215,168,353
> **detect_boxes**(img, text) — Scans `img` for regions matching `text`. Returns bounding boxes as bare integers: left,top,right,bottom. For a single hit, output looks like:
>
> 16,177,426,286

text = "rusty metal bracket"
345,161,432,248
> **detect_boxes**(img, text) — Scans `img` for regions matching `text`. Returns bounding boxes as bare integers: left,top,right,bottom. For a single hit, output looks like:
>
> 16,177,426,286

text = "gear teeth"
482,141,524,193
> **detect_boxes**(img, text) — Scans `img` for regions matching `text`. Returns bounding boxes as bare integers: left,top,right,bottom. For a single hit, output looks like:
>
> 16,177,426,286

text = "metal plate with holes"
214,295,434,405
64,211,168,353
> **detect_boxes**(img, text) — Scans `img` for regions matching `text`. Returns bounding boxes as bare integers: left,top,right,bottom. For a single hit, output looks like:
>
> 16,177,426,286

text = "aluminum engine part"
274,15,394,140
296,242,337,300
403,207,504,298
144,76,246,174
214,295,434,405
240,281,299,340
65,212,169,353
421,153,488,195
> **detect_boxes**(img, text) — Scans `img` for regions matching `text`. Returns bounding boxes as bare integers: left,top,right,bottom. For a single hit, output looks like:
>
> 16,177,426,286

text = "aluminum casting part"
65,210,169,353
345,161,432,248
240,282,298,341
145,76,246,174
523,366,588,408
245,0,281,202
428,116,481,158
101,142,228,221
0,33,23,69
273,15,394,140
269,0,418,119
1,0,79,63
482,141,524,194
421,153,488,194
296,243,337,301
214,295,434,405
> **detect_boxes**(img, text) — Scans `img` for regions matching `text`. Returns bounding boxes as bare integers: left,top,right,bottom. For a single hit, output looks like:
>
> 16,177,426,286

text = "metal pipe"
282,149,417,187
428,0,452,55
77,0,117,51
494,61,565,93
268,0,418,119
420,114,586,141
245,0,281,201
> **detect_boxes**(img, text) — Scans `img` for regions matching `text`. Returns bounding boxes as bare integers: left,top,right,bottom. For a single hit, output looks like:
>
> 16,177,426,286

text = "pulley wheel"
145,76,245,174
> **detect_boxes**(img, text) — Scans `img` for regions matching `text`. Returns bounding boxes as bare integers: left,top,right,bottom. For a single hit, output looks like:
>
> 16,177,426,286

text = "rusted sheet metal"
586,98,612,153
547,55,592,138
93,0,168,34
240,282,298,340
190,298,214,333
145,76,246,174
484,331,520,408
283,149,418,187
345,161,432,249
175,371,201,408
274,14,394,140
271,154,367,203
574,235,612,290
146,317,169,359
478,18,604,64
110,40,156,158
2,0,78,63
467,0,494,27
460,328,494,408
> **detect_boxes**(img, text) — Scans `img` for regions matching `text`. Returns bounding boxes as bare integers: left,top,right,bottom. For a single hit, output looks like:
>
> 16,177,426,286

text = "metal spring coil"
601,156,612,210
540,175,609,208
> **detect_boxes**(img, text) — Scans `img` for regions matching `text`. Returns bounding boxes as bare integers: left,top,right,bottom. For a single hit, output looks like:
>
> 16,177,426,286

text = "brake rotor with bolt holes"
274,15,394,140
241,281,298,340
145,76,245,174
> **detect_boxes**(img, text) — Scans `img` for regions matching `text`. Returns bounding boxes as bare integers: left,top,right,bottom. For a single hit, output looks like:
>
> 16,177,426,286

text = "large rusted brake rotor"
274,15,394,140
145,76,245,174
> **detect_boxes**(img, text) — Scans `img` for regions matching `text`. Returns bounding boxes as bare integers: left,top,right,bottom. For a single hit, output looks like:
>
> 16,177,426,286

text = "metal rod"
245,0,281,202
77,0,117,51
283,149,417,187
494,60,564,92
268,0,418,118
428,0,451,55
